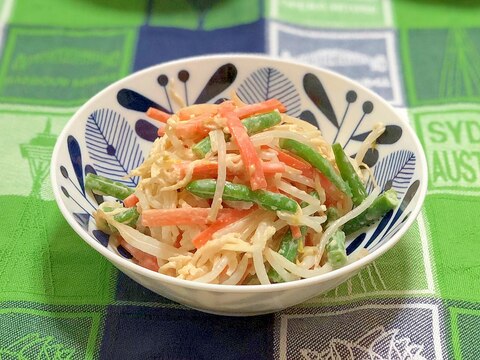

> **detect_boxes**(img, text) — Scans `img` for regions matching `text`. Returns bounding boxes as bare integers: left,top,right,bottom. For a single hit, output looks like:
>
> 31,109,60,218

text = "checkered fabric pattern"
1,1,479,359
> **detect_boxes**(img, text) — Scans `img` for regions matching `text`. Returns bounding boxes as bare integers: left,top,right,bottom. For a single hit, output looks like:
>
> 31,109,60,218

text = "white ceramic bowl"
51,54,427,316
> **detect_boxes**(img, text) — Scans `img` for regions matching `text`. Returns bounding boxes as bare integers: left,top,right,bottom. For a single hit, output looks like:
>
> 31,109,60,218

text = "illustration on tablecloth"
0,308,101,359
413,105,480,194
20,119,56,197
402,28,480,106
0,108,114,304
300,326,426,360
0,27,135,106
275,302,444,359
0,120,54,297
269,23,404,106
0,333,75,360
267,0,392,28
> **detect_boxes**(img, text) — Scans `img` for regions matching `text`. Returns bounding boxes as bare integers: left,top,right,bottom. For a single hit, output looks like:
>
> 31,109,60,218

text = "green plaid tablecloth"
1,1,479,359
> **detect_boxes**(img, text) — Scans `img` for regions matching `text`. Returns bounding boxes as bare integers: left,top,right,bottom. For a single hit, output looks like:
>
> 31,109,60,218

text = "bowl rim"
51,53,428,293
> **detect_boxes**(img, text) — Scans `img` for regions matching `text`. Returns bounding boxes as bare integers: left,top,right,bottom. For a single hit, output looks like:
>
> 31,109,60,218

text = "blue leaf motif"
237,67,301,116
362,148,379,168
85,109,144,187
67,135,84,195
73,212,90,231
299,110,320,130
369,150,416,196
117,245,133,259
93,229,109,247
117,89,169,113
346,233,366,255
135,119,159,142
384,180,419,234
195,63,237,104
351,125,403,145
364,209,394,248
303,73,338,128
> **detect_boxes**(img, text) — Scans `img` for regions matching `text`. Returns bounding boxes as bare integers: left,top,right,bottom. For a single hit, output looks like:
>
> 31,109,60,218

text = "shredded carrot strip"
146,107,171,123
174,113,211,138
266,181,279,193
142,208,250,227
275,149,311,171
234,99,286,119
291,225,302,239
175,161,285,179
157,123,166,136
123,194,139,208
316,171,343,205
262,162,286,174
192,209,253,248
117,236,159,272
275,148,314,178
178,104,219,120
222,107,267,190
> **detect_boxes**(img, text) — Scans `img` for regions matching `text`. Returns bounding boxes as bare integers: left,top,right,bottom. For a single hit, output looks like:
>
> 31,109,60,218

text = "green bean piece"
186,179,299,213
192,137,212,158
85,173,134,200
192,111,282,157
279,139,352,198
326,207,340,226
268,226,308,283
253,190,299,213
342,189,399,235
240,111,282,135
332,143,367,206
327,230,347,268
186,179,253,202
114,208,139,226
280,230,303,262
269,192,317,283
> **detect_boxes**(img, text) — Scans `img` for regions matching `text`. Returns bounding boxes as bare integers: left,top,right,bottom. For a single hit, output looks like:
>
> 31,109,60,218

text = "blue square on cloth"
100,306,274,359
133,20,265,71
